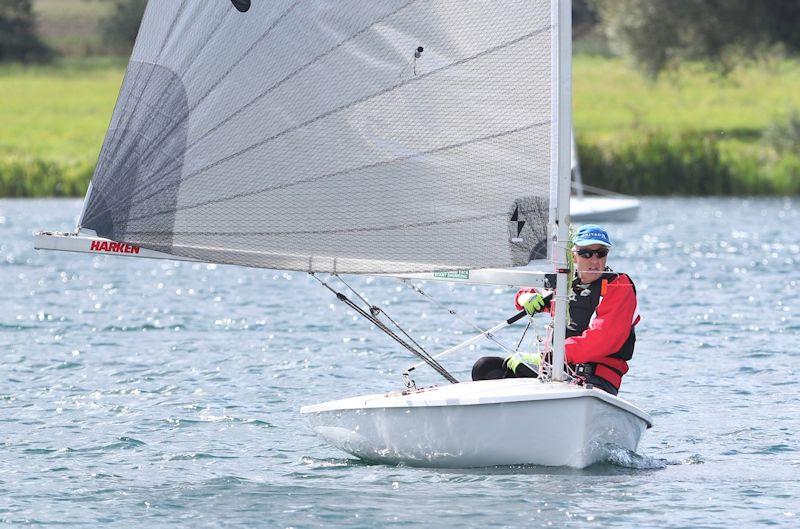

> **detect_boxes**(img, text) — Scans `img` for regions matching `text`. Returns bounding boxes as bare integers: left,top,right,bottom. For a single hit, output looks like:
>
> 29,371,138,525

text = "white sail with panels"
59,0,559,275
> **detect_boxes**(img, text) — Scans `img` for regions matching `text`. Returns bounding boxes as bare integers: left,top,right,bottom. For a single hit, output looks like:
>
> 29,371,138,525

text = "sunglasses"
576,248,609,259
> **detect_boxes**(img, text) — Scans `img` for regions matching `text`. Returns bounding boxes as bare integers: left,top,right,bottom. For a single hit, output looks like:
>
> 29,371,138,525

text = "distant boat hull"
570,196,640,223
301,379,652,469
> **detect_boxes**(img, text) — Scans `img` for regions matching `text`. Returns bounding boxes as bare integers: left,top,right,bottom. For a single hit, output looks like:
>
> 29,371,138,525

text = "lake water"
1,198,798,528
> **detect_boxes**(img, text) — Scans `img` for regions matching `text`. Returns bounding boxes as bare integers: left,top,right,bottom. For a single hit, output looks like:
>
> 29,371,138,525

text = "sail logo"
510,205,525,236
89,240,141,254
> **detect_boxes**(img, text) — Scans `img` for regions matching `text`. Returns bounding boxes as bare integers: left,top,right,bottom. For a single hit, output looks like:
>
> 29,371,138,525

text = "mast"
552,0,572,381
571,133,584,198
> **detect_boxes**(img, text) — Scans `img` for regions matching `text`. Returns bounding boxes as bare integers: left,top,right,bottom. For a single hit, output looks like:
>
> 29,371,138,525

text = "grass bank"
573,56,800,195
1,56,799,196
0,58,123,197
574,56,800,139
579,133,800,196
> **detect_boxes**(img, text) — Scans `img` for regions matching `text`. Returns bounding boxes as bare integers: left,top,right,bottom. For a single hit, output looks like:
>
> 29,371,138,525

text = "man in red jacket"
472,224,639,395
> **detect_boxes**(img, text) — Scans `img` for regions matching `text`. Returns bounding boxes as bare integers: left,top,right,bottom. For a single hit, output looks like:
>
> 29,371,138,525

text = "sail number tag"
433,270,470,280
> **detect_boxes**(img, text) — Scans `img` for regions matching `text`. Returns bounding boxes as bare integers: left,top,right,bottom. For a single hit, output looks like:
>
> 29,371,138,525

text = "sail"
79,0,559,274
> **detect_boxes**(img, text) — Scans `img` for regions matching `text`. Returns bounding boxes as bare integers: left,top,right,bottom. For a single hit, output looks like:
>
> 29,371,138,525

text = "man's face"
573,244,609,284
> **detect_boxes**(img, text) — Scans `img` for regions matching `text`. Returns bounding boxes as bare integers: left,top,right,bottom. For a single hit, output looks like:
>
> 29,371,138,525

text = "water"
1,198,798,528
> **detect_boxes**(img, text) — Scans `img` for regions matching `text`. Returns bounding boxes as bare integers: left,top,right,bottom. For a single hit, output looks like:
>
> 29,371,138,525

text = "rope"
400,279,515,356
336,276,430,359
311,274,458,384
513,317,534,354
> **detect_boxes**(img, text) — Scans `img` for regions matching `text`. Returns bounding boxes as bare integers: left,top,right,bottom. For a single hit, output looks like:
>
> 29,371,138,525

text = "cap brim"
574,239,612,248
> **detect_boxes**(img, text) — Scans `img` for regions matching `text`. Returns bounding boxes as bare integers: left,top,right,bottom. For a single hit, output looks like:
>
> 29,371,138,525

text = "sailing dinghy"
570,134,641,223
35,0,652,468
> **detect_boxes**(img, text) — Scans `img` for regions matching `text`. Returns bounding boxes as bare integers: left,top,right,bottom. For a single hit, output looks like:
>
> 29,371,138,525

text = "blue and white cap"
572,224,613,248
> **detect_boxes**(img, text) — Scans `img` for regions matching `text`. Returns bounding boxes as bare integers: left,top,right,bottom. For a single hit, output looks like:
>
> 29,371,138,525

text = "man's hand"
504,353,541,375
521,292,546,315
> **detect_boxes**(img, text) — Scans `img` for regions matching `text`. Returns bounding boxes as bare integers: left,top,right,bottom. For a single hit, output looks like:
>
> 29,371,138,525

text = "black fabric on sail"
83,62,187,254
80,0,557,274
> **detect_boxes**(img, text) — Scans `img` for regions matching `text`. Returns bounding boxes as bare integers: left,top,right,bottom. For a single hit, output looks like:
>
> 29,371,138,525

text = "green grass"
0,58,123,197
0,58,124,161
1,56,799,196
574,56,800,141
572,56,800,194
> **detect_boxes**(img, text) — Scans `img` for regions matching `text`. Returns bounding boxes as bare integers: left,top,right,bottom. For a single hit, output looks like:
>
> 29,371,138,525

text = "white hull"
570,196,640,223
301,379,652,469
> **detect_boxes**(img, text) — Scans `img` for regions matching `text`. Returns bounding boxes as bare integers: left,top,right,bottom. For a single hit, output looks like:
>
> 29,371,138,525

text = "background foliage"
0,0,51,63
593,0,800,76
0,0,798,196
99,0,146,54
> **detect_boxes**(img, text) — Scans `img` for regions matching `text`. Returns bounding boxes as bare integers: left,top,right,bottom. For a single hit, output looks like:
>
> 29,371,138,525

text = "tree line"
3,0,800,75
0,0,146,61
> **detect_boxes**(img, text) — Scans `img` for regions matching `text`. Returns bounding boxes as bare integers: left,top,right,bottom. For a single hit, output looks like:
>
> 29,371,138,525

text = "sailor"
471,224,640,395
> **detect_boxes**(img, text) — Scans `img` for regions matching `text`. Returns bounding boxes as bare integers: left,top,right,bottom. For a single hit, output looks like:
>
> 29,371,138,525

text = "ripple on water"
31,437,148,454
164,415,273,428
4,197,800,528
166,452,236,461
300,456,374,470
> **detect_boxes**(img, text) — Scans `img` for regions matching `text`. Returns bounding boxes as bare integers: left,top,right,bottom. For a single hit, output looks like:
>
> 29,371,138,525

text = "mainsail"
76,0,559,274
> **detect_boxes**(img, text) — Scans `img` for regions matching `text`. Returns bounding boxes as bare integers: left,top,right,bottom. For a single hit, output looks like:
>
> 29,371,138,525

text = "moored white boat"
571,194,641,223
301,379,652,468
571,136,641,222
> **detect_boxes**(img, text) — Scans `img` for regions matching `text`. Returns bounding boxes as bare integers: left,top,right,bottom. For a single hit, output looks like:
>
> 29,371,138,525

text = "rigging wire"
400,279,516,356
514,316,534,354
310,273,458,384
335,275,431,361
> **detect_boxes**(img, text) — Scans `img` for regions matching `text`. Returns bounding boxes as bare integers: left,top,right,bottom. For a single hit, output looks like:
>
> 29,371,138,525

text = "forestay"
78,0,559,274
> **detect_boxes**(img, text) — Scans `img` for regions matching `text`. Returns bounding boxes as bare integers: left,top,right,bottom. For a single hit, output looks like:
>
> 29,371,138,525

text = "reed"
579,133,800,196
0,157,91,197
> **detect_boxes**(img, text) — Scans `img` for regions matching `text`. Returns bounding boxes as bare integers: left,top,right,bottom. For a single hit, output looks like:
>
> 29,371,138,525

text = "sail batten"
80,0,558,274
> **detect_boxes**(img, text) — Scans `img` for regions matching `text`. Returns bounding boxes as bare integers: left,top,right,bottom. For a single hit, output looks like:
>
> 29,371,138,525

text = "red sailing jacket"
515,272,640,390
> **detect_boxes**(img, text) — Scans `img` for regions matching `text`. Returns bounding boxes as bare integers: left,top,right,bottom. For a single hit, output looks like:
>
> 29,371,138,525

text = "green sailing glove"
504,353,541,375
522,293,546,315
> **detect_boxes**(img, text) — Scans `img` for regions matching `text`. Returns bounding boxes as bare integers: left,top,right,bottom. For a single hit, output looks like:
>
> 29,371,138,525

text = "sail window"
230,0,250,13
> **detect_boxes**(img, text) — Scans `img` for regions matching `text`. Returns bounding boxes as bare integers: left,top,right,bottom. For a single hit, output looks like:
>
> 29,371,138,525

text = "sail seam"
94,2,299,183
171,24,554,188
124,210,511,237
95,5,236,178
177,0,421,171
121,119,550,222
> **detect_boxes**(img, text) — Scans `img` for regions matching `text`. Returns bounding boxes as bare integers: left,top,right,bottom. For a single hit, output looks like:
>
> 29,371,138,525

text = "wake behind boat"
302,379,652,468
